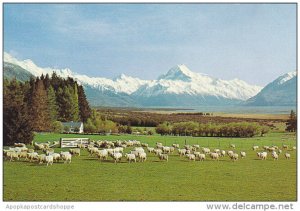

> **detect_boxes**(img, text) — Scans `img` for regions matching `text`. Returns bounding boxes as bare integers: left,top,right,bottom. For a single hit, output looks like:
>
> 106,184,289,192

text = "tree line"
4,73,92,145
155,121,270,138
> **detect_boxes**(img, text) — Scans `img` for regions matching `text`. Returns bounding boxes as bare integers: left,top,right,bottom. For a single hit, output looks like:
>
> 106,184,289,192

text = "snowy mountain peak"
276,71,297,85
158,64,196,81
4,52,263,104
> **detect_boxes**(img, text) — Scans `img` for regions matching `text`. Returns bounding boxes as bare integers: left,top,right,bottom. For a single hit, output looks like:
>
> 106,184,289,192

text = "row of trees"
4,73,92,145
155,121,270,138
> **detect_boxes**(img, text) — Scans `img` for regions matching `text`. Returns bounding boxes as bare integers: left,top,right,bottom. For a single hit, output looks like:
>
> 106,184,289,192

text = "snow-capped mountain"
4,52,263,106
245,71,297,106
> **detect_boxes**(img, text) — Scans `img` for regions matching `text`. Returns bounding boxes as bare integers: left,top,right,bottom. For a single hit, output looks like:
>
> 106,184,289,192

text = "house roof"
62,121,83,128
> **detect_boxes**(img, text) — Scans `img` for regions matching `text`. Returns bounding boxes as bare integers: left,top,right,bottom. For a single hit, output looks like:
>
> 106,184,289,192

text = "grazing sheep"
230,144,236,149
28,149,34,153
156,142,163,148
130,150,140,157
202,148,210,154
125,153,136,163
193,151,201,157
256,152,262,159
193,145,200,149
172,144,180,148
34,142,44,150
214,149,220,153
260,152,268,160
240,151,246,159
44,148,54,155
263,146,269,150
268,147,276,152
178,149,187,156
5,151,19,161
69,148,80,156
147,147,155,153
210,152,219,161
45,155,53,166
134,147,144,153
112,152,122,164
198,154,206,161
271,152,278,161
282,145,288,150
96,149,108,160
137,152,147,162
186,154,196,161
18,151,28,159
88,147,99,156
220,150,226,157
158,153,168,162
141,143,149,147
154,149,163,155
227,150,234,157
252,146,259,151
51,153,61,162
292,146,296,150
37,154,46,164
61,153,72,164
26,152,38,162
278,149,282,154
230,153,239,161
285,153,291,159
77,143,86,149
162,146,171,154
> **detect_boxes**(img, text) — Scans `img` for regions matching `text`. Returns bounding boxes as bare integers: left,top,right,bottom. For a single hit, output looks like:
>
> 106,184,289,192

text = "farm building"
62,121,84,133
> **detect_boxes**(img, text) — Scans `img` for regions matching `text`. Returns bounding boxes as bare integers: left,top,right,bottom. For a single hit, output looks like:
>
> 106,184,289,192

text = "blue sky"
4,3,296,86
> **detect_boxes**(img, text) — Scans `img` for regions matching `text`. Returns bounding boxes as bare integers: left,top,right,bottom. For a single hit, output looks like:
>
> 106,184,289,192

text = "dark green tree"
78,85,91,122
3,79,34,145
286,110,297,132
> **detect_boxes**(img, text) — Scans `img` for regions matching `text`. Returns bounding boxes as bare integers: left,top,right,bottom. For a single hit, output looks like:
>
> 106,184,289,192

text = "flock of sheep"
3,140,296,166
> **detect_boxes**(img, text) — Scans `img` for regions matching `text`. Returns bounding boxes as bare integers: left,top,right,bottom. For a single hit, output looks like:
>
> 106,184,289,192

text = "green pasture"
3,132,297,201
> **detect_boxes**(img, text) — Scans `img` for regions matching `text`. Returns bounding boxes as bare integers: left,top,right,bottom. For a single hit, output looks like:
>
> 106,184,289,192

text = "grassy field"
3,132,296,201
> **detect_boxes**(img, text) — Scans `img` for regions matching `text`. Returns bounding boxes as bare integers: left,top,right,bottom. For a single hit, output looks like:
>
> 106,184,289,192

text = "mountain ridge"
4,52,267,107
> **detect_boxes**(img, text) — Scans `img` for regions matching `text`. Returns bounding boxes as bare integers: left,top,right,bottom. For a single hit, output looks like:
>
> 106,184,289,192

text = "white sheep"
51,153,61,162
18,151,28,159
5,151,19,161
125,153,136,163
227,150,234,157
230,153,239,161
210,152,219,161
147,147,155,153
178,148,187,156
260,152,268,160
282,144,288,150
61,152,72,164
252,146,259,151
272,152,278,161
45,155,53,166
172,144,179,148
193,144,200,149
37,154,46,164
202,148,210,154
158,153,168,162
162,146,171,154
198,153,206,161
220,150,226,157
137,152,147,162
230,144,236,149
69,148,80,156
292,146,296,150
285,153,291,159
240,151,246,159
214,149,220,153
112,152,122,163
141,143,149,147
96,149,108,160
154,149,163,155
26,152,38,162
278,149,282,154
186,154,196,161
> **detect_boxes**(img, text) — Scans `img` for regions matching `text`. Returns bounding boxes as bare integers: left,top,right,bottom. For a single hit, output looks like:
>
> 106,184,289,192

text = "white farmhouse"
62,121,84,133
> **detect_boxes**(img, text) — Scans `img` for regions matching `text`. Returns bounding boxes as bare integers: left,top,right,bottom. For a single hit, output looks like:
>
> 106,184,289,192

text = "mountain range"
3,52,296,107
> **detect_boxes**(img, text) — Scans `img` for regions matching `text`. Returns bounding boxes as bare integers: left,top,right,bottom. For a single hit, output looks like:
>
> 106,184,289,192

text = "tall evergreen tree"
78,85,92,122
4,79,34,145
286,110,297,132
47,85,59,122
31,80,51,131
71,84,80,121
